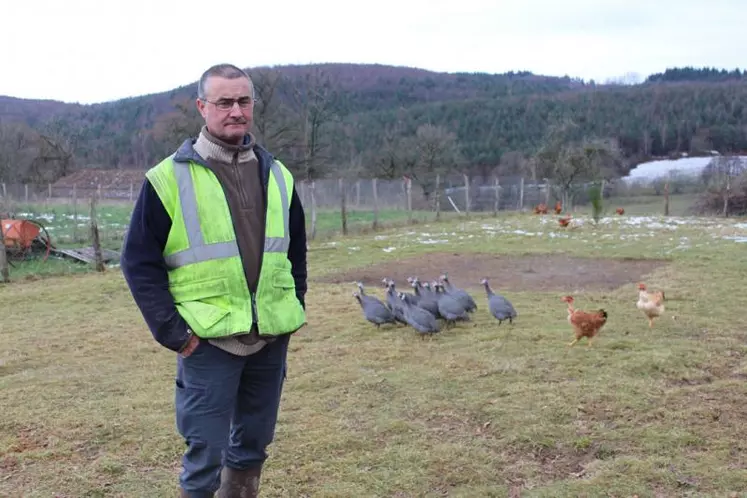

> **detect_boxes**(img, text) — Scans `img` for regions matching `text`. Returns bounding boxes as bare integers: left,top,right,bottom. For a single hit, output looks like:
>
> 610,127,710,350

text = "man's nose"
228,103,244,117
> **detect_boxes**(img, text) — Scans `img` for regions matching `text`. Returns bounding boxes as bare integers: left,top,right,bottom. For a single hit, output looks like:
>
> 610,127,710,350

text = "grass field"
2,195,747,496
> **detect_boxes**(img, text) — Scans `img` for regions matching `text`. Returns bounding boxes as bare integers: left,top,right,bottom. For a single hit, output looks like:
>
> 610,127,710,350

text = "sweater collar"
193,125,257,163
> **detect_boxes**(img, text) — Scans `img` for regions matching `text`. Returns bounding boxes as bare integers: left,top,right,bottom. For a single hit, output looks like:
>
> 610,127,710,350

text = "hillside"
1,63,747,185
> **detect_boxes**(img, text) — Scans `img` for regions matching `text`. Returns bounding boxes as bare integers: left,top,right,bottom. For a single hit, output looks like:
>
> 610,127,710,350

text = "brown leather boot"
216,466,262,498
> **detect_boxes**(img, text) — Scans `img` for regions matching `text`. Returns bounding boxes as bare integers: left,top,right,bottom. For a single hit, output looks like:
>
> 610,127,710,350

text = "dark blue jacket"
120,138,307,352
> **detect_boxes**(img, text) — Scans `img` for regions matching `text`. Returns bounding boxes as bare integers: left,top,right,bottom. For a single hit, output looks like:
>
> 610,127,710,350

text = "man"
121,63,307,498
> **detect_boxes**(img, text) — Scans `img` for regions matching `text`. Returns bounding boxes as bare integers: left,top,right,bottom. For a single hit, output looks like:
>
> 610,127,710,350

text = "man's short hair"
197,63,253,100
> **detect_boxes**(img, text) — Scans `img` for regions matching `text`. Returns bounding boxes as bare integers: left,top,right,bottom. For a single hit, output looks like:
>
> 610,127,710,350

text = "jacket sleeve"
286,186,307,309
120,179,192,352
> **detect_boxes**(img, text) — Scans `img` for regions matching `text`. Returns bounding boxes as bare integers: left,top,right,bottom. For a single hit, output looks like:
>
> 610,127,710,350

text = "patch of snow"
382,246,397,253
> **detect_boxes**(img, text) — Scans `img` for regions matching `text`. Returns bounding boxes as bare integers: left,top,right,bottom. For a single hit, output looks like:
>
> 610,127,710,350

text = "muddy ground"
314,252,668,293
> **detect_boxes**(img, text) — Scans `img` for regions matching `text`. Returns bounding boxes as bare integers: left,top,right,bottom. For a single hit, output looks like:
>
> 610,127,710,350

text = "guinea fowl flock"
352,273,518,339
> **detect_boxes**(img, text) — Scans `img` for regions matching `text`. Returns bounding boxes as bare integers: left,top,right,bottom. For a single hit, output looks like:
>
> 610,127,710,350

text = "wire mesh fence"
0,170,712,246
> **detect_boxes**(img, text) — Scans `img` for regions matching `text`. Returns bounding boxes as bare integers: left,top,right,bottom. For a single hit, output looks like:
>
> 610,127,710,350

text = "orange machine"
2,219,41,249
1,219,53,259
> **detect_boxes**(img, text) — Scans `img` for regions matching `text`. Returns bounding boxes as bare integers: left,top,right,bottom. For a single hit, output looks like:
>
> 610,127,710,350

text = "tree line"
1,65,746,203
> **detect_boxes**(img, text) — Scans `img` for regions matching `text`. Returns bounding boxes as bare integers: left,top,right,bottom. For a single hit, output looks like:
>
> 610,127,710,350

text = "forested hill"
1,63,746,184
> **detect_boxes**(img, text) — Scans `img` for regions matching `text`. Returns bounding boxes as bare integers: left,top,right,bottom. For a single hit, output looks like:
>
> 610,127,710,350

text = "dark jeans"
175,334,289,496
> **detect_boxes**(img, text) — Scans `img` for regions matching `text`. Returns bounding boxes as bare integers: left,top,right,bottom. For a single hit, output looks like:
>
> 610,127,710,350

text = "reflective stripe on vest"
164,161,290,269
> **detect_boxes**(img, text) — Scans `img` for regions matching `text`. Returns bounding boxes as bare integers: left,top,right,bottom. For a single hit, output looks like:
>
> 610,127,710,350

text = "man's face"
196,76,254,144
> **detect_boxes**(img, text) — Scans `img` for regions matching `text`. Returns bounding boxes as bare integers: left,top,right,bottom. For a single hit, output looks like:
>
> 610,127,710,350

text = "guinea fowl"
433,282,470,327
354,282,397,328
381,279,408,325
398,292,440,339
410,277,441,318
439,273,477,313
353,291,396,328
480,277,517,325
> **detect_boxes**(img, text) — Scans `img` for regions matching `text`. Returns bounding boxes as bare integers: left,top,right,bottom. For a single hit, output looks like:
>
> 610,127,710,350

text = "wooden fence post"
463,174,470,217
339,178,348,235
493,176,500,216
406,177,413,223
72,184,78,242
0,221,9,283
372,178,379,230
90,195,105,272
435,173,441,221
309,180,317,240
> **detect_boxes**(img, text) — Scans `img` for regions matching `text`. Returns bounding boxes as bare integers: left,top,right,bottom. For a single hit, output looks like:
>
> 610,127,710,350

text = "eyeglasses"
202,96,258,111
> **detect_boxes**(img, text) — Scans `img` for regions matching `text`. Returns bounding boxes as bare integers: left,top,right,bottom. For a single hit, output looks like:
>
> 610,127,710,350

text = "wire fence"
0,170,713,245
0,173,610,211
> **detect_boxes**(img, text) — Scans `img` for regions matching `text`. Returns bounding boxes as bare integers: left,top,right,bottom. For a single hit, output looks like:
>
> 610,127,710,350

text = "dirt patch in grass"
315,252,668,292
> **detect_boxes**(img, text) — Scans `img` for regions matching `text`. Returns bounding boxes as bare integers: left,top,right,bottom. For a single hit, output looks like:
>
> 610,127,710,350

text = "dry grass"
2,211,747,497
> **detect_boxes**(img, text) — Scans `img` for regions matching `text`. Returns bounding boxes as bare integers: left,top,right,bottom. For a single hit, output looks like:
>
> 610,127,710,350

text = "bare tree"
285,67,339,180
0,123,37,182
535,120,623,209
249,67,294,152
409,124,463,199
499,150,527,177
702,155,746,216
151,97,202,158
368,121,416,179
284,68,340,239
25,134,76,184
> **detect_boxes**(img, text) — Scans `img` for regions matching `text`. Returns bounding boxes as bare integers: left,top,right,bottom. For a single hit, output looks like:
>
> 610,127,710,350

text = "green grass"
2,197,747,496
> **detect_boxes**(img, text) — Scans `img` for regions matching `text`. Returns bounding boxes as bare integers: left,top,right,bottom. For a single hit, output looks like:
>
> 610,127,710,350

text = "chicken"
534,203,548,215
554,201,563,214
561,295,608,347
636,282,665,328
558,215,572,227
616,207,625,215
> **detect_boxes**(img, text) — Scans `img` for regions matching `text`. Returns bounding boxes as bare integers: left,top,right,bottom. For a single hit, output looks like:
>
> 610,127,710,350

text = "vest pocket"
171,277,231,332
171,277,229,302
272,268,296,290
178,301,230,330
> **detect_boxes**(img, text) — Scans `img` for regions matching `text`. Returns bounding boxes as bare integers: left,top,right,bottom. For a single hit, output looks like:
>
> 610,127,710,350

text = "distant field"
2,206,747,496
2,193,700,280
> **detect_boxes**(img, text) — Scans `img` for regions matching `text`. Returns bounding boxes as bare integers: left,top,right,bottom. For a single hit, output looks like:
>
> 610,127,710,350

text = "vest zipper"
251,294,259,328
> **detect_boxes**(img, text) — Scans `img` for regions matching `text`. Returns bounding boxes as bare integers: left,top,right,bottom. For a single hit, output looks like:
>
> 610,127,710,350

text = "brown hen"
562,295,608,348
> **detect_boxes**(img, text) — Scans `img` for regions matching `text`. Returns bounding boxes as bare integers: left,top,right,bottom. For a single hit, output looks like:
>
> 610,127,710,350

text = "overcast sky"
2,0,744,104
